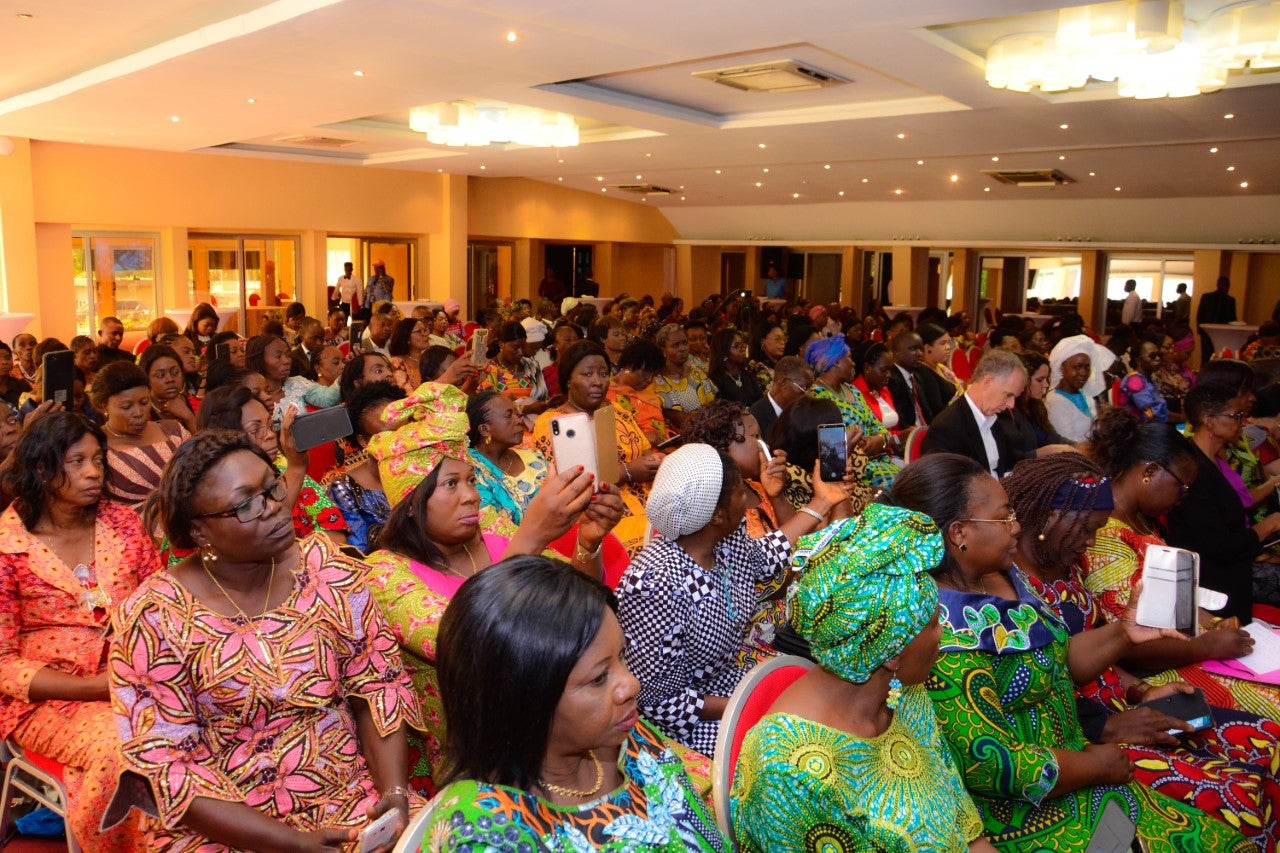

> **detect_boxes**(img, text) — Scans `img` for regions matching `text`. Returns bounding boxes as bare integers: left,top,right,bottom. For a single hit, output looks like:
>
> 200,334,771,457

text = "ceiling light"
1228,165,1236,170
1241,181,1249,187
755,182,763,187
17,12,33,19
861,178,869,183
601,188,607,192
758,143,767,149
1089,171,1096,176
916,159,924,165
792,193,800,198
681,196,686,200
353,70,364,77
714,169,721,174
170,115,180,123
838,191,845,196
823,164,831,169
897,132,907,139
1059,154,1066,160
557,177,562,181
1224,112,1235,118
558,158,564,163
636,174,642,179
479,165,486,170
1115,186,1122,191
645,152,652,158
596,175,604,181
762,168,769,173
1060,123,1070,129
991,156,1000,161
984,187,991,192
950,174,959,182
894,188,904,195
505,31,517,42
247,97,256,104
410,101,578,147
1203,3,1280,71
679,185,685,190
1210,146,1219,153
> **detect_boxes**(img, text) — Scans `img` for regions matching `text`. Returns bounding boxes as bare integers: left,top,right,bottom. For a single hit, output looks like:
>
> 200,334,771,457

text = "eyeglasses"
1216,411,1248,424
1158,464,1192,496
959,510,1019,530
787,380,811,395
194,475,287,523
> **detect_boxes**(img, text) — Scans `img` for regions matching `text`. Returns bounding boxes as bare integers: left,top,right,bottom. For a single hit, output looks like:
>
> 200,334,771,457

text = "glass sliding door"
188,234,298,337
71,232,161,343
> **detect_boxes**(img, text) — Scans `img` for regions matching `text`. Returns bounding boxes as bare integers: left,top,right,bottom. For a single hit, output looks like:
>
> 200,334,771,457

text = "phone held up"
816,423,847,482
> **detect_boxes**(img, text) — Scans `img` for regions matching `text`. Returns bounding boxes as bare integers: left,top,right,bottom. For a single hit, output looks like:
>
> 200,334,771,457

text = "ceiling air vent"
615,184,673,195
983,169,1075,187
274,135,358,148
692,60,849,93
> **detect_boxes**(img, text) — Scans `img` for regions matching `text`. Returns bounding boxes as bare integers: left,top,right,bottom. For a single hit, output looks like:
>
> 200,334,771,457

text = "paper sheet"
1234,623,1280,675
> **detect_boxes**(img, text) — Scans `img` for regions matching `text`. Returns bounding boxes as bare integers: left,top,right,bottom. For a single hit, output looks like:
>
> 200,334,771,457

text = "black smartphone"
42,350,75,407
212,343,232,364
290,406,353,453
655,433,684,450
349,321,367,354
817,423,847,482
1139,687,1214,734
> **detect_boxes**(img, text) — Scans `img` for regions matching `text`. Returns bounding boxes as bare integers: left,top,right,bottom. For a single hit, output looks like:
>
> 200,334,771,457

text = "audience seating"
902,426,927,464
711,654,814,845
391,793,440,853
0,740,78,853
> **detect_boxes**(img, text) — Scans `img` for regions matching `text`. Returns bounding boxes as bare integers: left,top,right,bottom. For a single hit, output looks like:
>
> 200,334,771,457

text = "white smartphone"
359,809,402,853
1137,545,1200,637
551,412,600,483
757,438,772,460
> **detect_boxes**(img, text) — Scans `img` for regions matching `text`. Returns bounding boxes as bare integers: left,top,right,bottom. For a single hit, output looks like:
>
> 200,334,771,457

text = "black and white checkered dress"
616,525,791,755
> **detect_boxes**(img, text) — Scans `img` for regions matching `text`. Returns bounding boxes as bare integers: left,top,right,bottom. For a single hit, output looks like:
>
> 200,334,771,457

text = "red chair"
546,527,630,590
902,426,928,464
711,655,814,844
0,740,78,852
1254,603,1280,625
950,347,973,382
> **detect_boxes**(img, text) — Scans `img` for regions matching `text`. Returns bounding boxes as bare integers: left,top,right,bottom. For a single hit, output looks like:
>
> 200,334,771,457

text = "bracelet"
798,506,825,523
623,461,634,484
575,539,603,562
381,785,409,800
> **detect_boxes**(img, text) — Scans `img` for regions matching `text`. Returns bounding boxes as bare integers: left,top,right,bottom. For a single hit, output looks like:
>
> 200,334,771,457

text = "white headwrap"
646,443,724,539
1048,334,1117,400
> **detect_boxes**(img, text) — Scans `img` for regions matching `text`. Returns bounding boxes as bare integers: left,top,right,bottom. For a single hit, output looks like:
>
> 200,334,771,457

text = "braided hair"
1003,452,1107,572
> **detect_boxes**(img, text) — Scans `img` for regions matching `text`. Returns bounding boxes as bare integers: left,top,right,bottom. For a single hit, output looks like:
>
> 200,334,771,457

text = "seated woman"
140,344,197,432
732,503,994,853
244,333,293,412
1007,352,1072,456
0,414,159,852
805,336,900,488
616,443,850,754
182,301,219,353
363,381,624,793
651,323,717,432
1046,334,1117,443
607,339,669,445
426,556,729,851
1153,330,1196,418
480,321,552,426
425,309,460,351
388,316,430,392
587,315,628,372
708,328,763,406
1167,382,1280,622
920,322,964,403
891,453,1253,853
108,430,419,850
746,321,786,389
1085,407,1280,719
851,341,903,439
769,395,872,513
467,389,548,534
325,380,403,553
90,361,189,513
534,341,663,555
1112,336,1170,423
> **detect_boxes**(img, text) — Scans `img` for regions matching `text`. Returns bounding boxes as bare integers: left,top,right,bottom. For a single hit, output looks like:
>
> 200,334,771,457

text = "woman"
1113,336,1170,423
588,315,628,371
651,323,717,430
852,341,903,437
1153,331,1196,417
805,335,900,488
545,320,584,396
140,344,197,432
747,321,786,389
109,430,419,850
1168,382,1280,622
683,400,796,665
0,414,158,851
892,453,1253,853
1046,333,1118,443
616,443,852,754
388,316,430,392
339,351,395,404
768,395,870,514
91,361,189,512
426,556,728,851
0,342,32,410
183,302,219,353
310,344,344,387
326,380,403,553
426,310,460,350
244,332,292,411
467,389,549,533
207,330,246,369
158,332,204,402
608,339,669,445
363,381,623,792
481,320,551,423
1008,352,1071,453
534,340,664,555
920,322,964,402
12,332,37,383
708,328,762,406
731,503,994,853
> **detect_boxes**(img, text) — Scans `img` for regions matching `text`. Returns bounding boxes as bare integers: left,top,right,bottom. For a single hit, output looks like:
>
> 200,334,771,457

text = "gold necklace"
1117,502,1154,536
201,555,278,664
105,424,140,440
442,542,479,578
540,751,603,799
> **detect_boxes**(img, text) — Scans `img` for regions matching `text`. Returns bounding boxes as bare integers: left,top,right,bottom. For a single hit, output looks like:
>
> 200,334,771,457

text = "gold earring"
199,543,219,566
1037,533,1046,541
1142,476,1150,484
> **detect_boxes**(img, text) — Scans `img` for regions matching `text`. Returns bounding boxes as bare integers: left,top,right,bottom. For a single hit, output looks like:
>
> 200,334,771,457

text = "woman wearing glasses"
109,430,420,851
1166,382,1280,623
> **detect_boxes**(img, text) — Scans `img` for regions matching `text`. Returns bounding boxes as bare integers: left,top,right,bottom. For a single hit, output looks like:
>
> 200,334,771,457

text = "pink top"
408,534,508,596
1217,457,1253,521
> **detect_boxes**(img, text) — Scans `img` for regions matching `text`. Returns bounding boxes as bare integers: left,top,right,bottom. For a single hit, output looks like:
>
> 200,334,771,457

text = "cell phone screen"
817,423,847,482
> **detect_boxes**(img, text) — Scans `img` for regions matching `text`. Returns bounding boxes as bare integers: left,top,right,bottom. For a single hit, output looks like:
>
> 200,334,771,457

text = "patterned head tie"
647,443,723,540
1049,474,1114,512
367,381,470,507
803,335,850,376
790,503,943,683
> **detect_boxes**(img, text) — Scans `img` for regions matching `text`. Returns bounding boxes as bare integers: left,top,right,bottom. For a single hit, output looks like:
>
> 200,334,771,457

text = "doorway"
188,234,299,337
71,232,160,341
721,252,746,294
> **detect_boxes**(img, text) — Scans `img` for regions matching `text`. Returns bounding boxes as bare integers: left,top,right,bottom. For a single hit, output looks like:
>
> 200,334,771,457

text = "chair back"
711,655,814,844
902,426,927,464
392,793,441,853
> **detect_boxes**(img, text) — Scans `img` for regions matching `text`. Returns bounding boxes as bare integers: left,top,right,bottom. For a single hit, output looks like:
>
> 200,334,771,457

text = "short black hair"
557,340,607,386
388,317,422,357
683,399,748,452
437,555,617,790
766,395,841,473
419,346,457,382
616,339,665,373
4,413,108,530
87,361,148,410
889,453,990,586
339,352,392,404
1185,381,1238,428
1087,406,1196,478
345,380,404,440
139,344,181,378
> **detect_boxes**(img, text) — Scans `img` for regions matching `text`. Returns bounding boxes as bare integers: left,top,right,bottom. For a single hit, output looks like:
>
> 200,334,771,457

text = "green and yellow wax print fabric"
810,383,901,488
928,567,1251,853
731,684,984,853
789,503,941,683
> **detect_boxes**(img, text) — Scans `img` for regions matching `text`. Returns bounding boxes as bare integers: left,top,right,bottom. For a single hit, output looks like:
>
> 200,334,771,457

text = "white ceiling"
2,0,1278,207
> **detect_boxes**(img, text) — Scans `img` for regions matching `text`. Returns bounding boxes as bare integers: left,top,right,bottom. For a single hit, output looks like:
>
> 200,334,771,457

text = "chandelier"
985,0,1280,99
409,101,580,147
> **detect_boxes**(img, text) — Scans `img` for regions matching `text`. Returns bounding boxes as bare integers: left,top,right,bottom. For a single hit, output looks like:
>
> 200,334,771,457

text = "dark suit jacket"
1165,445,1262,623
920,395,1020,477
750,394,781,442
290,345,318,381
1196,290,1237,325
886,365,944,429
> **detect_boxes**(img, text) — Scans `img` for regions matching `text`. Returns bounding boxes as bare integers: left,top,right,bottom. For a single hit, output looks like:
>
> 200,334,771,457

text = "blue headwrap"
804,335,850,375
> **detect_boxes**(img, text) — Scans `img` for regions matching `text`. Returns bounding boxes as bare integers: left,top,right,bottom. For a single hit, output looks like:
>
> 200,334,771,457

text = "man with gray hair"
750,356,814,439
921,349,1027,477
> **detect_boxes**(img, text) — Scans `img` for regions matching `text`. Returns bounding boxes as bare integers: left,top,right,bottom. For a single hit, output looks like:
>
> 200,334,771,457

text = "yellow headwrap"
367,382,470,506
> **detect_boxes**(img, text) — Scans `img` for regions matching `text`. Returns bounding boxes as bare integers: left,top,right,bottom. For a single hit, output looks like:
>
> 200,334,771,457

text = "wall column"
889,245,928,306
0,138,40,331
1078,250,1107,333
428,173,468,303
298,230,328,317
949,249,976,319
592,242,616,298
675,244,694,306
33,223,74,342
511,238,535,302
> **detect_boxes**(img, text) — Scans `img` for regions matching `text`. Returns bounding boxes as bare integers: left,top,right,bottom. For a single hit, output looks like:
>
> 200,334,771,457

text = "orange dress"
0,500,160,852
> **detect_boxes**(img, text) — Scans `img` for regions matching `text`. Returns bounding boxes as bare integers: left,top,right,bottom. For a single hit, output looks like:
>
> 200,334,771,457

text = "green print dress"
928,568,1252,853
810,383,900,488
425,721,728,852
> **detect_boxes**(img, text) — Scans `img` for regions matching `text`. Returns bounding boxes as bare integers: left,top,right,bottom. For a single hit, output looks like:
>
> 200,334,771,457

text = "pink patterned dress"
107,535,421,851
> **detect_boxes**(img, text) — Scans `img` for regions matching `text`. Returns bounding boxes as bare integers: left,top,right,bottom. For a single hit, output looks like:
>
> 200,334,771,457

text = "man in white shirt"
921,349,1027,477
335,261,361,319
1120,279,1142,327
749,356,814,439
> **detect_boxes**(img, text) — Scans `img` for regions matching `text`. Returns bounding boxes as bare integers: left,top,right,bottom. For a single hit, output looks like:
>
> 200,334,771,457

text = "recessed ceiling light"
635,175,642,180
109,131,116,136
679,185,685,190
1060,123,1069,129
557,177,563,181
505,31,517,42
861,178,869,183
991,156,999,162
714,169,721,175
755,182,763,187
1209,147,1218,153
894,188,904,195
916,160,924,165
1058,155,1066,160
1224,113,1234,119
823,164,831,170
897,132,907,139
437,168,443,172
950,174,959,182
984,187,990,192
1114,186,1122,191
353,70,364,77
558,159,564,164
681,196,686,201
78,138,84,143
16,12,32,19
758,143,766,149
838,191,845,196
1089,171,1096,176
1227,165,1236,171
596,176,604,181
170,115,180,123
247,97,256,104
601,188,607,192
1240,181,1249,188
641,197,647,202
645,152,652,158
479,165,486,170
792,193,800,198
762,168,769,173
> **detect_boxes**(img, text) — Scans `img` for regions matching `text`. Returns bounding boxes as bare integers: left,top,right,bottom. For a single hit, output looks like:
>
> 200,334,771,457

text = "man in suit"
1197,275,1237,361
290,317,324,381
886,331,944,429
921,349,1027,477
751,356,813,441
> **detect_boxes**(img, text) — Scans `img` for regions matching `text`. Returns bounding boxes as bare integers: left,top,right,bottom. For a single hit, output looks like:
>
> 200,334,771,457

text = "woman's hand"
22,399,62,429
1256,512,1280,541
362,788,410,853
1082,743,1134,785
156,395,197,431
843,425,865,452
624,451,663,485
437,358,481,390
810,459,855,513
1118,580,1192,646
758,448,789,499
278,406,308,470
577,483,624,550
1143,681,1196,702
1193,625,1254,661
520,465,597,544
1099,708,1185,747
295,827,358,852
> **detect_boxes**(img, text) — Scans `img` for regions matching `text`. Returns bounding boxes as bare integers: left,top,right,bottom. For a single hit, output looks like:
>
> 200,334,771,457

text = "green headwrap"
790,503,943,683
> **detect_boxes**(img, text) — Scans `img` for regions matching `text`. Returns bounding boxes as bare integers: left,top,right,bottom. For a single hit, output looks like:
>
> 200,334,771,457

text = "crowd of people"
1,282,1279,852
